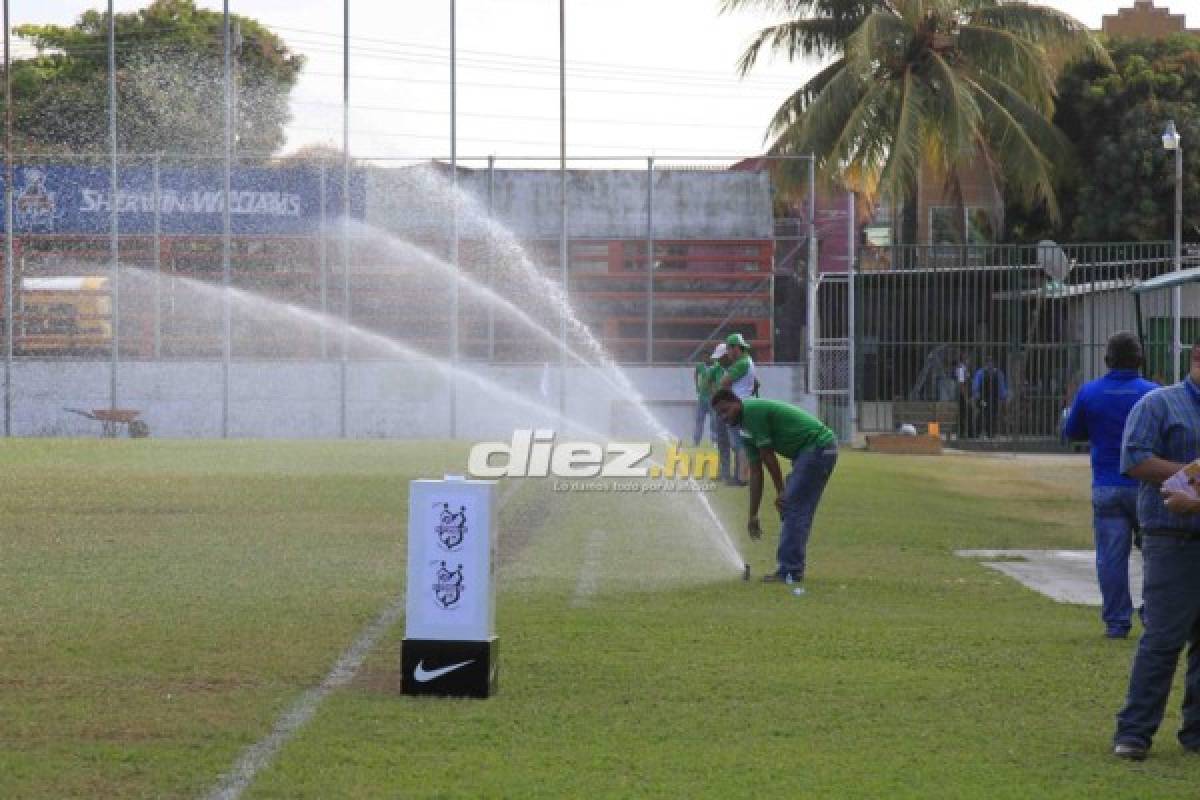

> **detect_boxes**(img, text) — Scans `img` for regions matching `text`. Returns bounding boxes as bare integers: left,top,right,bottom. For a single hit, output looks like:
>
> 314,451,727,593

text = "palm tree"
722,0,1108,227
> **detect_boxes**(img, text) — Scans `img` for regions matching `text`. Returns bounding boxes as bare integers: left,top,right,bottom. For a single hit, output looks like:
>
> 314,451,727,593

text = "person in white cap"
718,332,758,486
709,342,734,483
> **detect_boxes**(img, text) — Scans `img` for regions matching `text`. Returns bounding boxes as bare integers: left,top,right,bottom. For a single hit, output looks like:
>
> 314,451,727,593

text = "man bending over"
711,389,838,585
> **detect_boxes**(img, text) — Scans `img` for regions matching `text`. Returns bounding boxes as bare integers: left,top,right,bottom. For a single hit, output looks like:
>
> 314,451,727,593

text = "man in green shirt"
718,332,757,486
711,388,838,584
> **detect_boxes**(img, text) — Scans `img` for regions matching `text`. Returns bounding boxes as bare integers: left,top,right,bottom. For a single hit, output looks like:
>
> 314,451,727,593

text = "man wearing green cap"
709,342,734,481
719,332,757,486
711,388,838,584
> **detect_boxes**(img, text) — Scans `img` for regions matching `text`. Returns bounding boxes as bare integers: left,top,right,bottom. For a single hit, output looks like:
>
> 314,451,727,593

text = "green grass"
2,443,1195,798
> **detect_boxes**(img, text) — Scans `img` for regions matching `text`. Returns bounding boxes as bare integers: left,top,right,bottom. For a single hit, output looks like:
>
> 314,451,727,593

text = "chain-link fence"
855,241,1200,447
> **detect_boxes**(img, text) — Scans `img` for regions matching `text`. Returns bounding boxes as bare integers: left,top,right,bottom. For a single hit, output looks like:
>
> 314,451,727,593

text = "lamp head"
1163,120,1181,151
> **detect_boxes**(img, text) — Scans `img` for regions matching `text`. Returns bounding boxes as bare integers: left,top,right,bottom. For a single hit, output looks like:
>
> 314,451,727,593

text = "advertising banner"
3,164,365,235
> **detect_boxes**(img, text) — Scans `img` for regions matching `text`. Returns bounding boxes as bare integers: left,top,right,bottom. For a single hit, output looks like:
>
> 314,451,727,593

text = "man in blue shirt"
972,357,1008,438
1064,332,1157,639
1112,341,1200,761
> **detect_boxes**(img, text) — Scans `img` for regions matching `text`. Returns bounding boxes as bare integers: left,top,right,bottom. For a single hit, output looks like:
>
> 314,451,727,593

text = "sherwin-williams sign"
402,478,498,698
4,165,364,235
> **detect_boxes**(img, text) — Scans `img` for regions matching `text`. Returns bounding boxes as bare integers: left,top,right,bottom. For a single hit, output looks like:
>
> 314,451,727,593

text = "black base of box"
401,638,498,698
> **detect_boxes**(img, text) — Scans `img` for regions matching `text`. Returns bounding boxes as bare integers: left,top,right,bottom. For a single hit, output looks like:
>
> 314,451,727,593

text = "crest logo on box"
433,561,465,609
434,502,468,552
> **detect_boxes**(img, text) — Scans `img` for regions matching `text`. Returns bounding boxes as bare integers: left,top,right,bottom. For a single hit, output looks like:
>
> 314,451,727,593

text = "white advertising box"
405,478,497,641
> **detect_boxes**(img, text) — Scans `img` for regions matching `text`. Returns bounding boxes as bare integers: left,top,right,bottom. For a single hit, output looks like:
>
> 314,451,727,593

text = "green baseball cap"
725,332,750,349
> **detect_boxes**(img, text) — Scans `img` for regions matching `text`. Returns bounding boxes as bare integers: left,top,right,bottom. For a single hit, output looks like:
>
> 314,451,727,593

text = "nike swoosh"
413,659,475,682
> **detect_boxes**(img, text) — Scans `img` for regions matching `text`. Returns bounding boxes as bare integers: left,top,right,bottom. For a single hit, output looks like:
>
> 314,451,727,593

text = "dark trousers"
978,398,999,438
956,392,972,439
714,416,732,481
776,447,838,576
1092,486,1139,636
1114,534,1200,749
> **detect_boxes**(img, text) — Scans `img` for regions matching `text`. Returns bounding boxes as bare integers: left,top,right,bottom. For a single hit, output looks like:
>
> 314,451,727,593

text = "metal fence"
853,241,1200,447
0,153,828,438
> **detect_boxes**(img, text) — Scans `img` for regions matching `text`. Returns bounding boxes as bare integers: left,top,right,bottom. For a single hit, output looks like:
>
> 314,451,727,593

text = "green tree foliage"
723,0,1106,224
5,0,304,158
1010,34,1200,242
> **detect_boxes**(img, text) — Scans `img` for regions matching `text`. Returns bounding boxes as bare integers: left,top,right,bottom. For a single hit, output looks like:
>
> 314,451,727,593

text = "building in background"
366,163,777,364
1101,0,1198,39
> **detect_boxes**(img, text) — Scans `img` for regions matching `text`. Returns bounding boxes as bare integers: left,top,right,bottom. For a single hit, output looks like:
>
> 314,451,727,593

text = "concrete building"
1102,1,1198,39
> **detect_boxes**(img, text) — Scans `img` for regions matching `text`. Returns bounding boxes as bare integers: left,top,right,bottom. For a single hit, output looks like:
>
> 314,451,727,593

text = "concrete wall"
8,361,807,441
365,165,774,240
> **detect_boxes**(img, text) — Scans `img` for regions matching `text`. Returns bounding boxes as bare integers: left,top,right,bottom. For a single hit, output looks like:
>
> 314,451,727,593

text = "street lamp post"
1163,120,1183,381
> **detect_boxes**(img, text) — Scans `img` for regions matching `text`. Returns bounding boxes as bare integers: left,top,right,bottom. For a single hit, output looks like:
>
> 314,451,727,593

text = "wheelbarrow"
64,407,150,438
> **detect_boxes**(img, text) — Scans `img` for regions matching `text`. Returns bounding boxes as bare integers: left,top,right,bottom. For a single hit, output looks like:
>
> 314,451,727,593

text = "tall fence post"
339,0,350,439
449,0,458,439
487,155,495,362
558,0,568,424
806,155,817,396
152,154,161,359
847,190,857,442
1173,141,1183,382
318,163,328,359
221,1,234,438
645,156,654,364
3,0,12,438
108,0,120,412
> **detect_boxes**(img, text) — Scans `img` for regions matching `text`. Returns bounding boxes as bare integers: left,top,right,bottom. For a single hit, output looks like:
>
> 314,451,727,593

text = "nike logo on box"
413,659,475,682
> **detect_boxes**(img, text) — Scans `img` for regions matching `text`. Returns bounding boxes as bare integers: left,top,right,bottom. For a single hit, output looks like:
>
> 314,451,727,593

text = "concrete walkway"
955,549,1144,607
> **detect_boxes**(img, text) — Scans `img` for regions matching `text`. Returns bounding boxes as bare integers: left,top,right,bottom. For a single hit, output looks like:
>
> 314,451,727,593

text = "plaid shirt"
1121,376,1200,533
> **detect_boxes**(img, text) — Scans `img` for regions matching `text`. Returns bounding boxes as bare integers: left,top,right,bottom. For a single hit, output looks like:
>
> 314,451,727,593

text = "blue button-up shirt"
1065,369,1157,487
1121,376,1200,533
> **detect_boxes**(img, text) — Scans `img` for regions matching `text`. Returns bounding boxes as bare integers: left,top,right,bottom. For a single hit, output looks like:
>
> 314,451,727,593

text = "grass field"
3,440,1199,798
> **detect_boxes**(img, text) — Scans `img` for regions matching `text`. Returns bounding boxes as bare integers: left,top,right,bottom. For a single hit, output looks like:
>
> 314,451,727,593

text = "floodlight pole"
108,0,119,412
3,0,12,437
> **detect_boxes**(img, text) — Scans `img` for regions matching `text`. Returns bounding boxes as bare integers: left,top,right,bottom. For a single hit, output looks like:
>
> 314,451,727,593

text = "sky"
15,1,1183,164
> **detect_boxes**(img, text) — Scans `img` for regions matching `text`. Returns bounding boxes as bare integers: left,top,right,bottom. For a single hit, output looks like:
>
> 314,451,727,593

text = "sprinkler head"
742,564,751,582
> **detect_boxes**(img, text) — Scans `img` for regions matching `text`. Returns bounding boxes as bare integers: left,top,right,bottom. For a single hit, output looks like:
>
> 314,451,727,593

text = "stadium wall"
9,363,809,440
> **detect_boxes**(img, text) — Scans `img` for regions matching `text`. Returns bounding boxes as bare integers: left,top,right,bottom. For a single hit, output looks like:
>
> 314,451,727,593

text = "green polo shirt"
694,362,712,401
738,398,836,463
708,363,725,393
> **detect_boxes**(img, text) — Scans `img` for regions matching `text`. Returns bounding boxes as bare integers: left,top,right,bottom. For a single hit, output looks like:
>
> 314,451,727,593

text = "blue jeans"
1093,486,1139,636
1114,534,1200,749
714,416,731,480
693,398,713,446
727,424,745,480
777,447,838,576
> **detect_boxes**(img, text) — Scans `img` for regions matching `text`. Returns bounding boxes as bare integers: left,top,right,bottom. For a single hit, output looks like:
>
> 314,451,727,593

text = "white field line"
202,599,404,800
203,479,522,800
571,528,607,608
